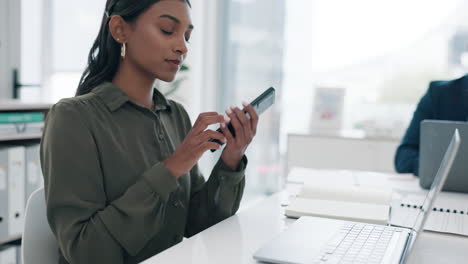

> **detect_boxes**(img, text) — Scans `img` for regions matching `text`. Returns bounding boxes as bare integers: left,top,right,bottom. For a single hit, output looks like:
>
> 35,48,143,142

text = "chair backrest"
21,187,58,264
287,133,400,173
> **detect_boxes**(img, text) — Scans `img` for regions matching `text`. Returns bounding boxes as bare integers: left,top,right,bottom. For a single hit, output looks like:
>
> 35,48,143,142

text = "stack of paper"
285,184,393,224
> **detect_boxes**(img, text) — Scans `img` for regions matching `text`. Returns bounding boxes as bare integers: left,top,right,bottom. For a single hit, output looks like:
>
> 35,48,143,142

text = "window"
26,0,206,110
219,0,468,194
19,0,44,101
46,0,105,102
0,0,12,98
282,0,468,144
0,0,21,99
219,0,285,198
17,0,104,102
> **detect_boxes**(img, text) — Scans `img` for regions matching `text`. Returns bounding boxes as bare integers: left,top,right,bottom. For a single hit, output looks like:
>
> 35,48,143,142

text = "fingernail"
242,101,248,107
223,137,227,143
224,116,231,122
221,122,226,128
226,108,232,115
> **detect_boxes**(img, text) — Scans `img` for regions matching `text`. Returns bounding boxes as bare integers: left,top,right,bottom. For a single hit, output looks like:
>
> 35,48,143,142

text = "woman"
40,0,259,263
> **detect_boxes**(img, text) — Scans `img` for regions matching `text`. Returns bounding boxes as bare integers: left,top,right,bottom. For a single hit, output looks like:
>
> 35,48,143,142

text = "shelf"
0,235,21,246
0,103,48,248
0,132,42,141
0,100,52,111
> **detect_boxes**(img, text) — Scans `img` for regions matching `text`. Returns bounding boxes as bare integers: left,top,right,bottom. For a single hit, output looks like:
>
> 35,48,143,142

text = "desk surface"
143,171,468,264
142,192,290,264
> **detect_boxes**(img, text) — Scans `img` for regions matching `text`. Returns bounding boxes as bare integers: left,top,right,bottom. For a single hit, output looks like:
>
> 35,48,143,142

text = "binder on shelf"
7,146,26,238
25,144,43,206
16,245,22,264
0,245,17,264
0,112,44,124
0,104,49,249
0,112,45,136
0,122,44,136
0,148,7,242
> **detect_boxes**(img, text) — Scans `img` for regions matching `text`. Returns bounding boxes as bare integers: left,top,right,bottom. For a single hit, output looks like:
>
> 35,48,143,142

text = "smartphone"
210,87,276,152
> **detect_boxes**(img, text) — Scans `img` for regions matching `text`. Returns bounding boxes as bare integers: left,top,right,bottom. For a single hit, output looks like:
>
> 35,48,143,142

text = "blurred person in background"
395,74,468,175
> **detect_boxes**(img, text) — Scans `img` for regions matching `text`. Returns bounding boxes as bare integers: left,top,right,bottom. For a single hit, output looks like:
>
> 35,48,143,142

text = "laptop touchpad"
254,217,343,264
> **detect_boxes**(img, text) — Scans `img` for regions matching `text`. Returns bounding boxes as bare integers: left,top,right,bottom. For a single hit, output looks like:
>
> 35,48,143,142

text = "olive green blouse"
40,82,246,264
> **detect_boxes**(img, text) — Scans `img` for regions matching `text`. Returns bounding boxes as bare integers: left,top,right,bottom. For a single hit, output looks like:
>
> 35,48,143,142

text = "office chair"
22,187,59,264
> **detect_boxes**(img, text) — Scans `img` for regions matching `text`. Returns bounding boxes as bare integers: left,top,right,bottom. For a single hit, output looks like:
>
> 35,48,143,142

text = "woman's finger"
192,112,218,128
226,106,244,142
233,106,251,139
220,117,234,142
243,102,259,135
191,114,225,135
195,141,222,154
196,129,226,143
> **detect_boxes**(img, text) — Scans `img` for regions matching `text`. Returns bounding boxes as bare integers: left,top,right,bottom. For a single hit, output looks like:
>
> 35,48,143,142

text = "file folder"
7,146,26,238
25,144,43,206
0,148,7,242
16,245,22,264
0,246,17,264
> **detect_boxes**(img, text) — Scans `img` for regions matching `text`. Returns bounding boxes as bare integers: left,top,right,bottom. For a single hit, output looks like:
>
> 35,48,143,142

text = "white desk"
142,171,468,264
142,192,291,264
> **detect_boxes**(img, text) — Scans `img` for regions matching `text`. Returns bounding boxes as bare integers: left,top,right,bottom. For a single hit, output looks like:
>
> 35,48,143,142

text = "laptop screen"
411,129,461,234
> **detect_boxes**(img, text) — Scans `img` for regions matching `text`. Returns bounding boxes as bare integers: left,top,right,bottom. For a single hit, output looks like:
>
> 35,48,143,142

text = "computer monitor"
420,120,468,192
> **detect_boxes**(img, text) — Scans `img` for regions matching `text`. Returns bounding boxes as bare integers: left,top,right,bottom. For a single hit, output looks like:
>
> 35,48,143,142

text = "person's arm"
184,157,246,237
41,102,178,263
395,82,439,175
166,104,249,237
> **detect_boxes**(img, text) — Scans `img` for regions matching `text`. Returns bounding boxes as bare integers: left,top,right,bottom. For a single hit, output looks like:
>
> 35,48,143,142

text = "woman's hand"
220,102,259,170
164,112,227,178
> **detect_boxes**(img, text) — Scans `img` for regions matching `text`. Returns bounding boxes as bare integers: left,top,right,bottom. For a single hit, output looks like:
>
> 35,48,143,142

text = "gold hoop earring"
121,43,126,58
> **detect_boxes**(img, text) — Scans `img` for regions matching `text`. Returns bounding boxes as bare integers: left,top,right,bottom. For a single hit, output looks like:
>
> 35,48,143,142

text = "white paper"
300,184,393,205
288,167,421,194
286,198,390,225
288,167,356,185
391,193,468,236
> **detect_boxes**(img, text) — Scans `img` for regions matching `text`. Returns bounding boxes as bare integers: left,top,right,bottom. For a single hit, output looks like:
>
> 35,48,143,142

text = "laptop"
253,130,461,264
420,120,468,192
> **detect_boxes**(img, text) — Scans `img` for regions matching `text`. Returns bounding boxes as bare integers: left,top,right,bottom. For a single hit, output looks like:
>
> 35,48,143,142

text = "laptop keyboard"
313,222,403,264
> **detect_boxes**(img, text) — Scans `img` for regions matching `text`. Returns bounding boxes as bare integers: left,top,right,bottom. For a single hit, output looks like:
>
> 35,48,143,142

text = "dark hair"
76,0,191,96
